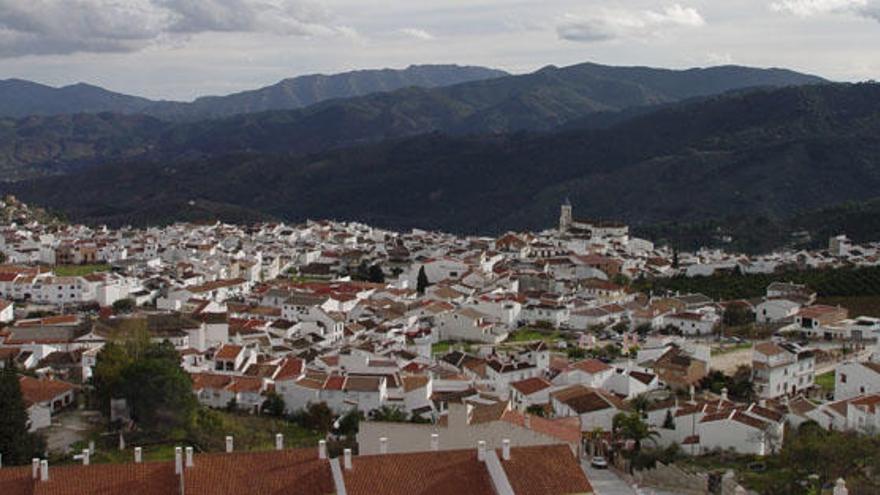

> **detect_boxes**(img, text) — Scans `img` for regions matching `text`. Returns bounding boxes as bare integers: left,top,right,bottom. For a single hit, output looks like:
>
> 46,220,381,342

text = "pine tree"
0,365,43,465
416,266,429,295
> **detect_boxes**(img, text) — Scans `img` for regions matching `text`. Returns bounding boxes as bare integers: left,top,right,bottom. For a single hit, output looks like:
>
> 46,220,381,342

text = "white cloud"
399,27,434,40
770,0,867,16
0,0,354,58
770,0,880,21
557,4,705,43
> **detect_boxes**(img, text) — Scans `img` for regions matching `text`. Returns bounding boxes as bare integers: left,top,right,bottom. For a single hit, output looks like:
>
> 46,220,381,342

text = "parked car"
591,456,608,469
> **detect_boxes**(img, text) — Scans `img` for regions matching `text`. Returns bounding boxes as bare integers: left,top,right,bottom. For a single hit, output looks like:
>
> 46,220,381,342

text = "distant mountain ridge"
0,79,154,118
0,64,508,120
142,64,509,121
6,83,879,236
0,61,828,181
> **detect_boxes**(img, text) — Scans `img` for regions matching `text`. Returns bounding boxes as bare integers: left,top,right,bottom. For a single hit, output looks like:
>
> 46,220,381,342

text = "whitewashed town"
0,195,878,495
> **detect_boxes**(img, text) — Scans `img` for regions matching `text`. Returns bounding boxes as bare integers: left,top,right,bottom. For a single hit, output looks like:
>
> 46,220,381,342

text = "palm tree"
613,412,660,453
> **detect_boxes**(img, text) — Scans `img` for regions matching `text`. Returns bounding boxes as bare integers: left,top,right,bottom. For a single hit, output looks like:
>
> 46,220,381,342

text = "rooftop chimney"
275,433,284,451
477,441,486,462
81,449,90,466
185,447,194,468
225,436,234,453
31,458,39,480
379,437,388,454
524,414,531,429
134,447,143,464
174,447,183,475
721,387,729,401
318,440,327,459
502,439,511,461
430,433,439,451
39,460,48,482
343,449,353,470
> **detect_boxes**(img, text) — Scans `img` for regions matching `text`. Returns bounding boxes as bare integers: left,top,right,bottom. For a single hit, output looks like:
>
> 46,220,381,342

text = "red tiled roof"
185,449,334,495
510,377,552,396
570,359,611,374
19,376,77,404
500,444,593,495
344,448,494,495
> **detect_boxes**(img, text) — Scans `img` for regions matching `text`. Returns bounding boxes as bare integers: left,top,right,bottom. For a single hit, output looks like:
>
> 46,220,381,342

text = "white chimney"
343,449,353,470
134,447,143,464
477,441,486,462
502,439,511,461
174,447,183,475
39,460,48,482
32,458,40,479
524,414,531,429
379,437,388,454
721,387,729,401
275,433,284,451
89,441,95,455
82,449,90,466
318,440,327,459
225,436,234,453
430,433,439,451
185,447,194,468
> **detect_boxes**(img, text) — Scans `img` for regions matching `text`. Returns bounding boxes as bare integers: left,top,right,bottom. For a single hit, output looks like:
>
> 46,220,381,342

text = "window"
841,374,847,383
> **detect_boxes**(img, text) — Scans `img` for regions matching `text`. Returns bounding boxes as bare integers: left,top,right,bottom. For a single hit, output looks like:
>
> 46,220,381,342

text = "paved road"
582,463,685,495
583,464,638,495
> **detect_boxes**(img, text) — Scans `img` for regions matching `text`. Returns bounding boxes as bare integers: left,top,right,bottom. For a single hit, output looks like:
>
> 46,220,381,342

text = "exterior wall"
357,417,575,456
835,362,880,401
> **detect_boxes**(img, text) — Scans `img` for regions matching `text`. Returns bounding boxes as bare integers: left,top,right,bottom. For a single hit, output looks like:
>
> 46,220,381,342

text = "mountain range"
6,82,880,242
8,60,879,252
0,62,825,180
0,65,507,120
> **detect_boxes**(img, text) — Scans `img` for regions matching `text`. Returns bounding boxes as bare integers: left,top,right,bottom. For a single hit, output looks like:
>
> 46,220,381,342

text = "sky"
1,0,879,101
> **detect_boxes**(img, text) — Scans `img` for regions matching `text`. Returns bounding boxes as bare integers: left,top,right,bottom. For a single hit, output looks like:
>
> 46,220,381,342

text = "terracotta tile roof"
570,359,611,374
273,358,305,381
18,376,77,404
510,377,552,396
500,410,581,444
184,449,334,495
214,344,243,361
401,375,430,393
0,466,32,495
32,460,178,495
344,448,494,495
500,444,593,495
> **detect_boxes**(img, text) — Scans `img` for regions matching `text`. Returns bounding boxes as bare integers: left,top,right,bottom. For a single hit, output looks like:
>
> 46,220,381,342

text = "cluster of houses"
1,200,880,481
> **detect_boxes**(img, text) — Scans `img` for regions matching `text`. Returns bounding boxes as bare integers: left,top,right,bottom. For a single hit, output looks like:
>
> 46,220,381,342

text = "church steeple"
559,199,572,233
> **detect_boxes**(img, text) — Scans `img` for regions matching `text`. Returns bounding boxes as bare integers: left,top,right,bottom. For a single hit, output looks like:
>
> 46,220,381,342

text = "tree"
722,304,754,327
630,393,652,417
613,412,659,453
370,405,408,422
261,392,286,417
112,298,136,314
662,409,675,430
93,340,197,433
0,366,45,465
367,265,385,284
525,405,547,418
416,266,429,295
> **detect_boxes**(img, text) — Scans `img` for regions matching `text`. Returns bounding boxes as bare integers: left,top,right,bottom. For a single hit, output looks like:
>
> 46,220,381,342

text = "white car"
590,456,608,469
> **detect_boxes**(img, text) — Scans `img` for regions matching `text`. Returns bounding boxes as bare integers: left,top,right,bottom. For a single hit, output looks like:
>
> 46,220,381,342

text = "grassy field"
507,327,564,343
711,342,753,356
815,370,835,393
53,264,111,276
60,409,322,465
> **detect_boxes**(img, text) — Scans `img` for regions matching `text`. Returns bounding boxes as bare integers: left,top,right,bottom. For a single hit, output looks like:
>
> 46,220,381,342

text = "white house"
0,299,13,323
752,342,815,399
835,360,880,401
755,299,801,324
